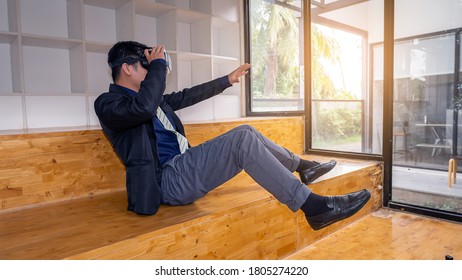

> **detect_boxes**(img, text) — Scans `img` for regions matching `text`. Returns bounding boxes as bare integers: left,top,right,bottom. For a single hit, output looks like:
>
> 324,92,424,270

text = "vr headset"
140,48,172,74
110,48,172,74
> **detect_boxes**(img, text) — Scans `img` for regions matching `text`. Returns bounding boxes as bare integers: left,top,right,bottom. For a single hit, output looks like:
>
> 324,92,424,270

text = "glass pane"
312,100,363,151
393,0,462,214
249,0,304,112
372,44,384,154
311,0,384,154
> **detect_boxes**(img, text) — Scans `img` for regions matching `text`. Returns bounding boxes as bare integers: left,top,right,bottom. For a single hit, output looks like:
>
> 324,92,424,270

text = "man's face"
129,62,148,91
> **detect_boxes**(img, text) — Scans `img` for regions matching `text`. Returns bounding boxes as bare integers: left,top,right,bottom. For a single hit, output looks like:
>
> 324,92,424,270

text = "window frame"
244,0,306,117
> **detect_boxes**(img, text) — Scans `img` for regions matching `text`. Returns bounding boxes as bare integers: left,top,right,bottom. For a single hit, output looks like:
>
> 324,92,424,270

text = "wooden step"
0,117,304,211
0,157,382,260
285,209,462,260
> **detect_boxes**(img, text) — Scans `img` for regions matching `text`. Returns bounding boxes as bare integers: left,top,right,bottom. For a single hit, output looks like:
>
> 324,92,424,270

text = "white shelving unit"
0,0,242,131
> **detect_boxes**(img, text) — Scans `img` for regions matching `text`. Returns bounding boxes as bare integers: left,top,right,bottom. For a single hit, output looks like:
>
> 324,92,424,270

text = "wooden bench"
0,117,383,259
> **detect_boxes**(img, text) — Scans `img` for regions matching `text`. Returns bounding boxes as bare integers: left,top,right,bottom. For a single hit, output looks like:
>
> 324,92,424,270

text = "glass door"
392,0,462,215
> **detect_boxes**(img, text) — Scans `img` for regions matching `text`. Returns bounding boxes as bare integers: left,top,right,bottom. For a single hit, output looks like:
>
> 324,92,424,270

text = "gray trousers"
160,125,311,212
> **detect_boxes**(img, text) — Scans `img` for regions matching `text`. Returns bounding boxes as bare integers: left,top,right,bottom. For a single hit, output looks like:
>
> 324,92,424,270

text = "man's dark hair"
108,41,149,82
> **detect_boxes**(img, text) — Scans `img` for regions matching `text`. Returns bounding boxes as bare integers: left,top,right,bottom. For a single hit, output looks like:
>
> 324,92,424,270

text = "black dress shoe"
299,160,337,185
305,189,371,231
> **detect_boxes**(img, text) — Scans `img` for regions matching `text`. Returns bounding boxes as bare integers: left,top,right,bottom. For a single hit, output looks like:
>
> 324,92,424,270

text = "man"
94,41,370,231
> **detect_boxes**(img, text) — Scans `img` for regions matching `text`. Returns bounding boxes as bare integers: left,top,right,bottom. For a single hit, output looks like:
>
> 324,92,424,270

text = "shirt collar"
112,84,138,96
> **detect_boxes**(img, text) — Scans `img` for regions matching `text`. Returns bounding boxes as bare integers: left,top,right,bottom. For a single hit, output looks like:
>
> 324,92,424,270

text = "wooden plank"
0,117,304,210
68,161,382,260
0,157,380,260
0,179,272,259
68,196,298,260
286,209,462,260
184,117,304,154
0,130,125,210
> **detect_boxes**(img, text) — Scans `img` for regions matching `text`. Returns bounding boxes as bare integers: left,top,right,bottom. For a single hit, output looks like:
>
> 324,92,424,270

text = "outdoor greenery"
315,106,362,141
250,0,300,98
311,24,362,143
251,0,362,146
423,198,462,213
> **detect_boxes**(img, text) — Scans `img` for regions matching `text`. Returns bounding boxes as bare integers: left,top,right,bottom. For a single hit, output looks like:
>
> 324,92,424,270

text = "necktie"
156,107,189,154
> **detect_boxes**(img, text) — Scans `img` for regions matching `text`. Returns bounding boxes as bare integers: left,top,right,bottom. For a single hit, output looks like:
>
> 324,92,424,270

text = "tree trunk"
263,46,277,97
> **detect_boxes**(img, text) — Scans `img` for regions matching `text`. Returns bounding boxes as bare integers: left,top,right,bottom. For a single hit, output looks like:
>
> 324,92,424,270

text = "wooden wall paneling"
0,130,125,210
0,117,304,210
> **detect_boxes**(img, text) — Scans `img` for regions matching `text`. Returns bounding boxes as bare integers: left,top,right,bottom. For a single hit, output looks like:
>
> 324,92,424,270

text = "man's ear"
121,63,132,76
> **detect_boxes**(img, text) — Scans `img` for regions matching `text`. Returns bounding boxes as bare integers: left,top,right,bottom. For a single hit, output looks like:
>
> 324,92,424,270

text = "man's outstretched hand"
228,63,251,84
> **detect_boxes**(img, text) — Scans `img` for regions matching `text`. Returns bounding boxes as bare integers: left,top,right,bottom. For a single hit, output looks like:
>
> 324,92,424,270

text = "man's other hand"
228,63,251,84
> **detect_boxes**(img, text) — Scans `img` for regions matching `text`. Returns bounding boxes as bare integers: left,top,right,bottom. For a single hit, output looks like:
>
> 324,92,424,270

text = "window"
247,0,304,113
310,0,384,155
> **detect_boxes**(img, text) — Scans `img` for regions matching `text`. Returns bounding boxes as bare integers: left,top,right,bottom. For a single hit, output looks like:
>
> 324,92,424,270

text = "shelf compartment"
0,35,20,93
25,95,87,129
213,95,241,119
88,95,100,126
157,0,191,9
177,56,212,89
20,0,82,40
0,41,15,93
158,0,212,14
22,43,85,94
177,98,213,122
212,0,239,22
177,15,211,55
135,0,175,17
164,52,178,94
213,59,240,95
0,0,18,33
135,13,158,46
84,1,134,44
176,7,209,23
0,96,24,130
86,50,112,94
212,18,240,58
190,0,212,14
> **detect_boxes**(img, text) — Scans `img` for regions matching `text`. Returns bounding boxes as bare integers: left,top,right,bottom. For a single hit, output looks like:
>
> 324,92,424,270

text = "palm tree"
311,23,341,99
251,0,299,97
251,1,340,99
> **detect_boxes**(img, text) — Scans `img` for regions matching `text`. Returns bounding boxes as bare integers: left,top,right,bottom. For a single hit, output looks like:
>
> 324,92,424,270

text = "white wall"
321,0,462,44
395,0,462,39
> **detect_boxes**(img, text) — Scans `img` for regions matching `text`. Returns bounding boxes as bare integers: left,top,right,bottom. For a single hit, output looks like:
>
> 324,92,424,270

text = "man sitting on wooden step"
94,41,370,230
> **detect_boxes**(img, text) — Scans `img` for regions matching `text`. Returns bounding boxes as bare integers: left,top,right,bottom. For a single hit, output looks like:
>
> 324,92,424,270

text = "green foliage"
312,24,341,99
251,1,362,144
315,106,362,141
250,0,300,97
423,198,462,213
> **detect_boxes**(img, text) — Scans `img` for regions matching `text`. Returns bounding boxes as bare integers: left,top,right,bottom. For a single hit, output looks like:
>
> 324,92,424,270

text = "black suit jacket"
94,60,230,215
